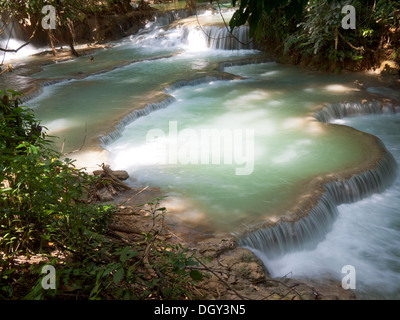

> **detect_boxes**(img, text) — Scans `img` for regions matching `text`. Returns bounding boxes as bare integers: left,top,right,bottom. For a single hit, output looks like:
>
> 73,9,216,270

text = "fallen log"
88,163,133,202
98,163,132,190
93,169,129,181
108,224,142,235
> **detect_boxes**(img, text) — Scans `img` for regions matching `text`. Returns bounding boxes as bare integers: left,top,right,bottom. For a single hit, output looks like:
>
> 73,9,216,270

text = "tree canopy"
0,0,135,56
227,0,309,38
216,0,399,71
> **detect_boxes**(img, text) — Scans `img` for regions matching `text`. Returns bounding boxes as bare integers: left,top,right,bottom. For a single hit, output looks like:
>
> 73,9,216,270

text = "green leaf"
119,247,139,263
189,270,203,281
113,268,124,285
6,89,22,97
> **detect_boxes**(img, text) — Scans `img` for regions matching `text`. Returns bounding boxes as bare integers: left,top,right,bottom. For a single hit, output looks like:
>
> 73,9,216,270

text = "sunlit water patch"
105,62,374,233
28,49,265,153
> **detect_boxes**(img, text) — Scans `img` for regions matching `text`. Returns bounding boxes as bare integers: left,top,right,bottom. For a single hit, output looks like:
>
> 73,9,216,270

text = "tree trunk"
48,29,58,56
66,19,79,57
94,12,101,44
186,0,196,16
68,39,79,57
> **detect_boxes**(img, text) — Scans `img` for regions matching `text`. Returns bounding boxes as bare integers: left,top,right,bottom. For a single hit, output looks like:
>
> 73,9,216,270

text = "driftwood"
100,163,131,190
89,163,132,202
93,169,129,181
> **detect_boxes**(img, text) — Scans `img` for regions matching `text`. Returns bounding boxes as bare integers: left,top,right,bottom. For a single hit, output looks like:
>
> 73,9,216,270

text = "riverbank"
2,10,400,300
0,43,113,97
104,188,357,300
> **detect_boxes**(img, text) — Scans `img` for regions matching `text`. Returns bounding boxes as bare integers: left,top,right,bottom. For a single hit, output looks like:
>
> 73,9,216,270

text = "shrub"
0,89,203,300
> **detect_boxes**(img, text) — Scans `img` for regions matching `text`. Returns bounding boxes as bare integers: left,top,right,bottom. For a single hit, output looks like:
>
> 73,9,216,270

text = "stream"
4,9,399,299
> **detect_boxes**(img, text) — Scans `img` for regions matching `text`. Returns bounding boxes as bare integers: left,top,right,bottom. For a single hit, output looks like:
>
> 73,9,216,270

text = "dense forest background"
225,0,400,72
1,0,399,71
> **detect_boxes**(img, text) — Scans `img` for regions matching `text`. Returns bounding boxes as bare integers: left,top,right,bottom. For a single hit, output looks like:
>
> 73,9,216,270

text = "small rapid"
16,8,400,299
27,10,263,153
130,11,253,51
245,110,400,300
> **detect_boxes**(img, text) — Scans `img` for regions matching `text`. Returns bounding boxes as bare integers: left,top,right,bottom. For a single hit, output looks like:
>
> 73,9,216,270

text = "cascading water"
130,10,253,51
238,137,397,258
102,62,393,233
185,25,254,50
99,97,177,146
27,10,263,154
131,23,253,51
0,20,40,64
314,100,396,122
239,97,399,256
251,112,400,299
18,9,400,299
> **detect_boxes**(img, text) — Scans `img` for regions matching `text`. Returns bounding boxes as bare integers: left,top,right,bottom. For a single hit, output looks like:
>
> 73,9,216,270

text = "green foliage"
1,89,107,257
271,0,399,68
225,0,309,39
0,0,134,29
218,0,399,68
25,198,204,300
284,0,347,60
0,94,204,300
374,0,400,29
1,0,134,15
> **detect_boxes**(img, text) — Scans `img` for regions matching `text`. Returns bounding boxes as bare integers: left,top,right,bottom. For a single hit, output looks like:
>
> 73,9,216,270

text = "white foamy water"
0,38,42,64
255,114,400,299
0,19,47,65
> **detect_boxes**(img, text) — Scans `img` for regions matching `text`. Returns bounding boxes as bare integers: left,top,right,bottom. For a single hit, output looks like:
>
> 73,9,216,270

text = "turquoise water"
105,61,372,231
28,48,264,152
23,11,400,299
28,19,374,231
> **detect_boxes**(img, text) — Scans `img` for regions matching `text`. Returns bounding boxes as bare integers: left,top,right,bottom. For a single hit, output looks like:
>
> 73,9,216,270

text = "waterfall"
99,96,176,146
132,23,253,51
0,19,37,64
201,25,254,50
183,25,254,50
314,100,397,123
131,7,254,51
238,101,398,259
